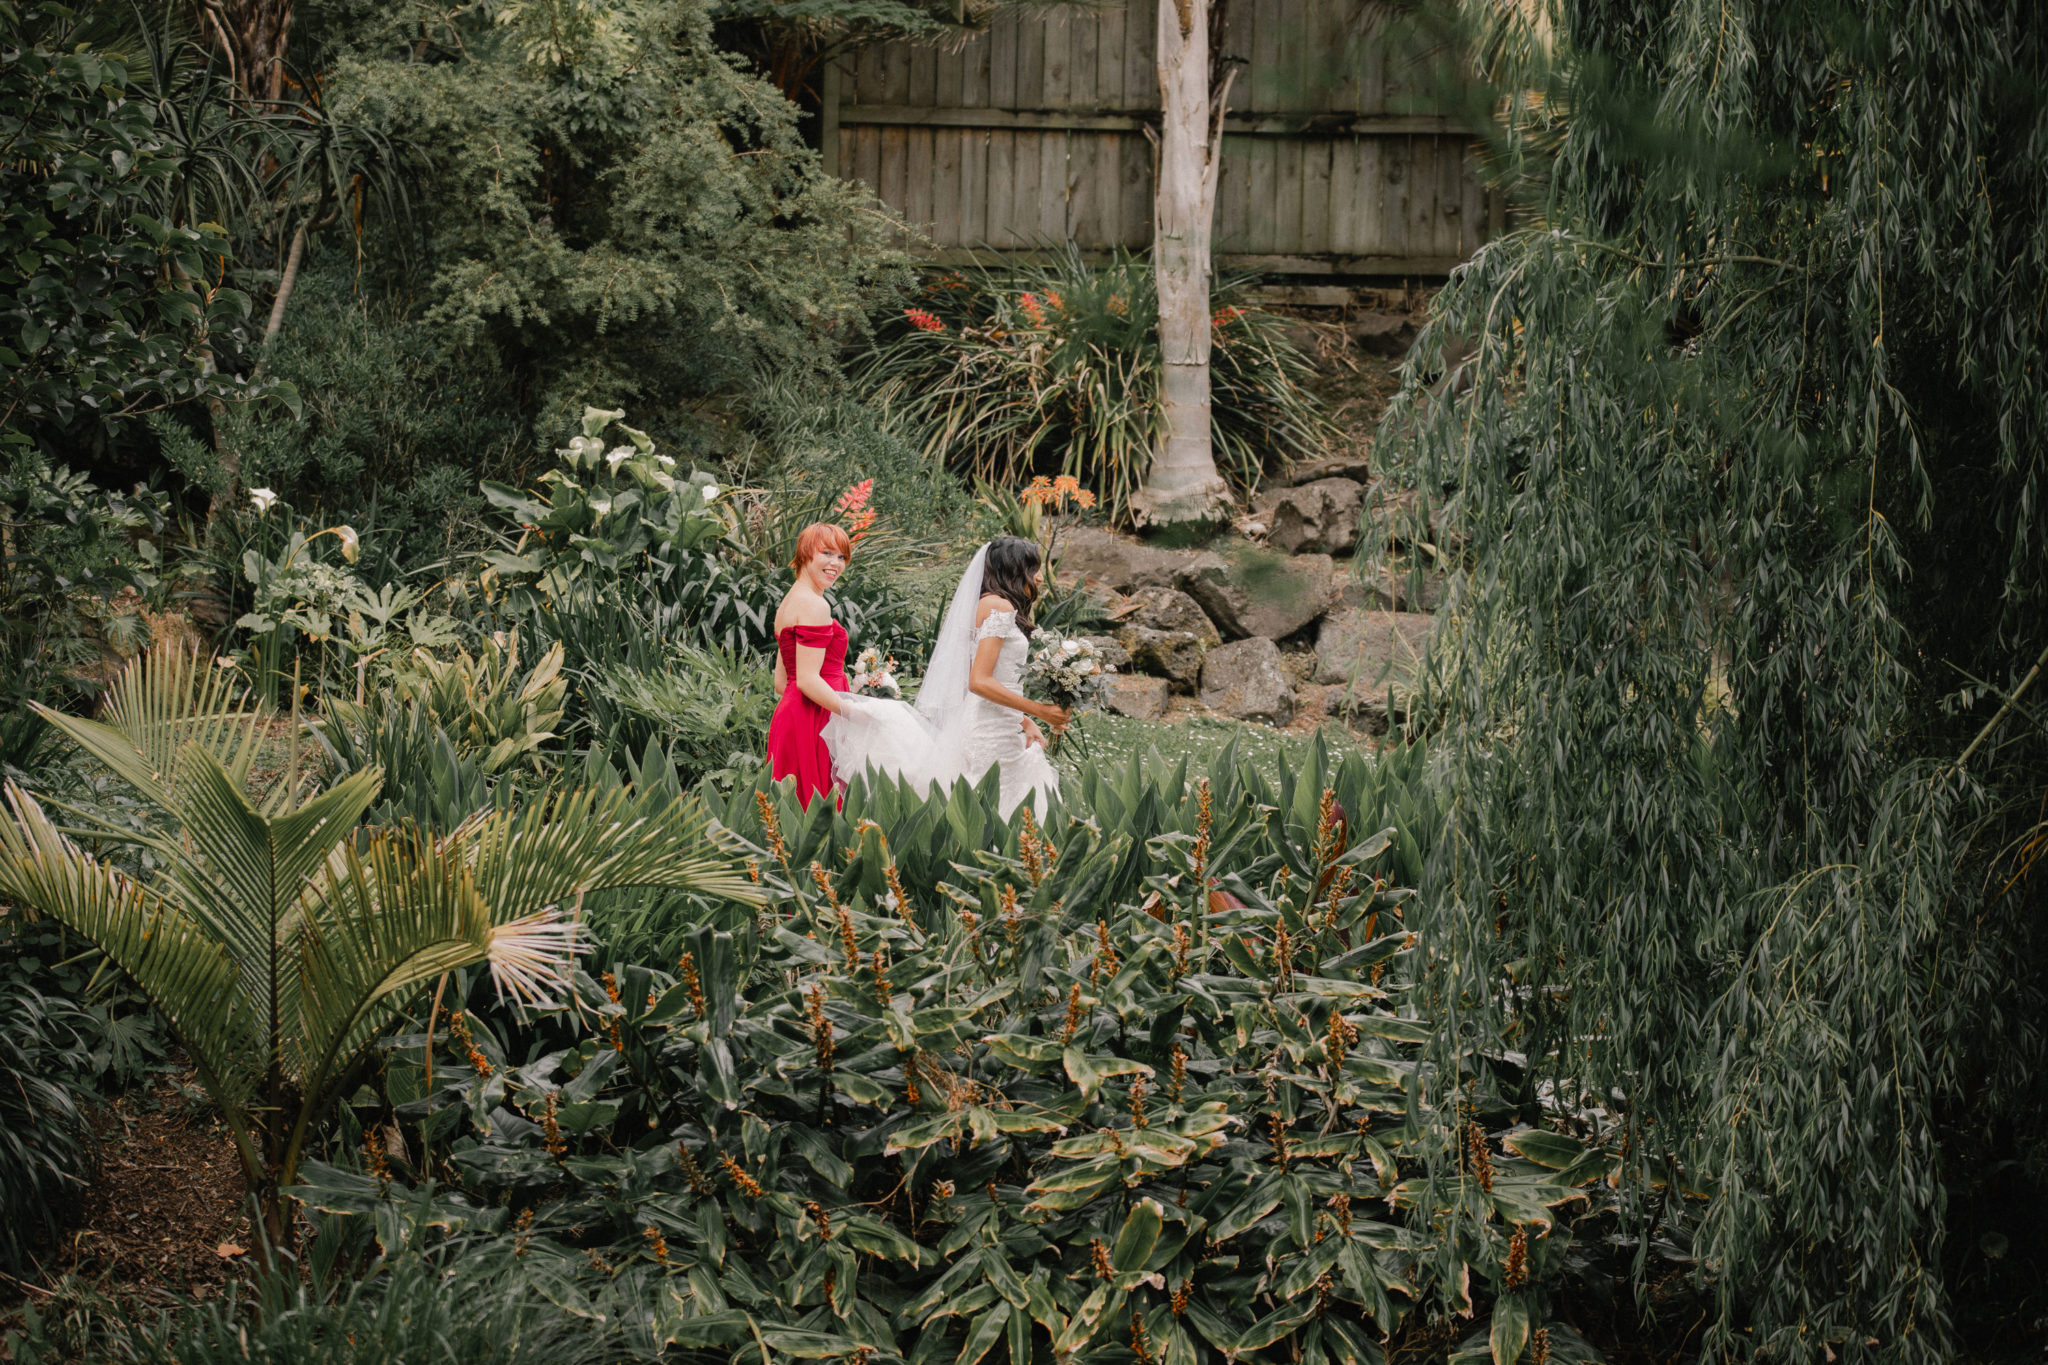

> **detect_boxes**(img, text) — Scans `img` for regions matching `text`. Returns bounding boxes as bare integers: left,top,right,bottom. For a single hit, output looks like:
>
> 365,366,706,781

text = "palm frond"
458,786,765,923
0,784,258,1105
32,644,266,806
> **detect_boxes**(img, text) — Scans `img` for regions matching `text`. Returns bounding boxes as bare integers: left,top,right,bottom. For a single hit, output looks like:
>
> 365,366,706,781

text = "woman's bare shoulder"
974,593,1015,624
776,588,834,632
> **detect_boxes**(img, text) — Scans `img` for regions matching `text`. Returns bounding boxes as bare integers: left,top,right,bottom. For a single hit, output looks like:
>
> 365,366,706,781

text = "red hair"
793,522,853,572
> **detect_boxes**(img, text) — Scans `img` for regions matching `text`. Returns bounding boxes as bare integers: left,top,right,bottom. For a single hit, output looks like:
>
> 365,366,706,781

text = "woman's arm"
968,636,1068,730
794,644,841,715
773,656,788,694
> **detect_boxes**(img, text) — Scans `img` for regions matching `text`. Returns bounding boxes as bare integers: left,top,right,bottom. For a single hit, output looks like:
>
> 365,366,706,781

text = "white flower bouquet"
848,646,902,698
1021,632,1116,715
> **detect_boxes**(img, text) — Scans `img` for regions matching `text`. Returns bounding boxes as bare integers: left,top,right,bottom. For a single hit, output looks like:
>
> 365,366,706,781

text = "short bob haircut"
793,522,854,572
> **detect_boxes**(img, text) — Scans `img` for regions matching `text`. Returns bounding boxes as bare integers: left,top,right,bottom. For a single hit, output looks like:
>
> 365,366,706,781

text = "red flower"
1019,293,1047,327
1210,305,1245,328
835,479,873,516
836,479,878,542
903,307,945,332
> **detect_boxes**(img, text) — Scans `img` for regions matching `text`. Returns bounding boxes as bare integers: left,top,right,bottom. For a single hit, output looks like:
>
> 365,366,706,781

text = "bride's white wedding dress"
821,546,1058,819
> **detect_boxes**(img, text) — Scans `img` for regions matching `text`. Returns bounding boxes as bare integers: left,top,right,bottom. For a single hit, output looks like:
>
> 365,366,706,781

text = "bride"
824,537,1069,818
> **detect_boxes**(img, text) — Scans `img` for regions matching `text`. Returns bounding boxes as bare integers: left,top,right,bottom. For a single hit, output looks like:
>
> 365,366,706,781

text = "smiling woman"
766,523,854,807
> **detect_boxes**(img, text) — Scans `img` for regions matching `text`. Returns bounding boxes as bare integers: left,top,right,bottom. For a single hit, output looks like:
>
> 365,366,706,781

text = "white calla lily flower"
250,487,279,513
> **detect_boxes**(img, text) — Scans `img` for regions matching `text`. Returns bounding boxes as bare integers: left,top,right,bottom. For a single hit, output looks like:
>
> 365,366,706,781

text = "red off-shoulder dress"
767,622,849,808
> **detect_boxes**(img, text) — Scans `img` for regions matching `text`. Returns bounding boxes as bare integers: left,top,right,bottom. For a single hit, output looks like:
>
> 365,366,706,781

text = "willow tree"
1386,1,2048,1360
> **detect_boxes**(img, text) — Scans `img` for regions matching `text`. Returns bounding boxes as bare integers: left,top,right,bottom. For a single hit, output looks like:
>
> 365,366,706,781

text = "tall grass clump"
863,246,1331,525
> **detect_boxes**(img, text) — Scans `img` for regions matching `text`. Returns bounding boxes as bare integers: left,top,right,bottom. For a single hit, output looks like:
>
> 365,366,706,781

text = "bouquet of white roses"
1021,632,1116,715
848,646,901,698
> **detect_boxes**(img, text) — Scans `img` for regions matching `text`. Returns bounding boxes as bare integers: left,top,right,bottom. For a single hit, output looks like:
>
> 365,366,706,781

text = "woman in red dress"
766,523,852,807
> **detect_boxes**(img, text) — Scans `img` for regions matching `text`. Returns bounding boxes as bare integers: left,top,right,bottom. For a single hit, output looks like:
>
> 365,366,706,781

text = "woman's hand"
1023,719,1047,749
1040,704,1071,734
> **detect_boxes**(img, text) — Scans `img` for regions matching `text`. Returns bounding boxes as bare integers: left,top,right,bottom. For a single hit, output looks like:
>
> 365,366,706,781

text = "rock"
1362,483,1427,549
1297,683,1390,736
1180,550,1338,642
1056,527,1226,594
1117,626,1209,694
1102,674,1169,721
1078,635,1131,672
1328,688,1393,736
1257,477,1365,555
1335,564,1447,614
1313,609,1434,690
1285,453,1375,486
1116,586,1221,643
1349,310,1419,357
1200,637,1297,725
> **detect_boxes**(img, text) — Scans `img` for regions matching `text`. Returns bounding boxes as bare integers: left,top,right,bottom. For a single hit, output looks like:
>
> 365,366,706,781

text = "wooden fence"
821,0,1499,278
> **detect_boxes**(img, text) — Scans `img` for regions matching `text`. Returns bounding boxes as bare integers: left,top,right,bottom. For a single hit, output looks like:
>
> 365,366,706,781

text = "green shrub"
0,965,96,1275
209,263,533,569
295,739,1626,1363
4,1252,629,1365
737,378,978,540
482,408,931,686
863,247,1333,525
590,646,777,788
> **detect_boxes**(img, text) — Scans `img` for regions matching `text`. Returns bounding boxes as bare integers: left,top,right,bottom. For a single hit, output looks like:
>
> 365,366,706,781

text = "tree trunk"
199,0,295,104
1134,0,1233,528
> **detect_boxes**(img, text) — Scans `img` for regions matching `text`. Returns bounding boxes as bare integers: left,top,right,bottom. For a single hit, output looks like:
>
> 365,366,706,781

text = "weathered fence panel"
823,0,1497,276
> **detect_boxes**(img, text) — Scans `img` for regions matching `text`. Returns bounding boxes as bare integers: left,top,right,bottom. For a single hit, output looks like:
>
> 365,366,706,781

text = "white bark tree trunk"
1134,0,1233,528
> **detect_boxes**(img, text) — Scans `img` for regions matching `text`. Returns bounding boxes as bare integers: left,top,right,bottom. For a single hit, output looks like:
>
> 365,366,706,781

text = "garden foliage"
1383,1,2048,1359
322,0,913,439
0,7,289,448
0,644,763,1257
288,740,1630,1364
864,249,1331,525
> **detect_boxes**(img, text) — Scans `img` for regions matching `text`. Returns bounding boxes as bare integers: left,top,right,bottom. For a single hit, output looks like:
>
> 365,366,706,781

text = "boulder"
1313,609,1434,690
1102,674,1169,721
1117,626,1209,694
1055,527,1225,594
1199,637,1297,726
1257,477,1365,555
1078,635,1132,672
1116,586,1220,643
1335,563,1447,614
1180,550,1338,642
1296,683,1391,737
1285,453,1375,487
1349,310,1419,358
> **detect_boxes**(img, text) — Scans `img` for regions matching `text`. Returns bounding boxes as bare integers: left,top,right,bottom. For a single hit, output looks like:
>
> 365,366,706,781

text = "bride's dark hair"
980,537,1042,636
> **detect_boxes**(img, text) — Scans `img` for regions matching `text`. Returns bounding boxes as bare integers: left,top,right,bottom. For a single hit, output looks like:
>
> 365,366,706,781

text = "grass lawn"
1055,711,1363,788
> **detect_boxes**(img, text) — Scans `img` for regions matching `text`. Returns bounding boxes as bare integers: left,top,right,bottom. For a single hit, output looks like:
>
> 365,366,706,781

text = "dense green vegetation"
3,0,2044,1361
1383,1,2048,1360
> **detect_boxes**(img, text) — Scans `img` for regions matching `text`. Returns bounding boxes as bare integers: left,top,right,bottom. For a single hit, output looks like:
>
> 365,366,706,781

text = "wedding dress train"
820,546,1058,819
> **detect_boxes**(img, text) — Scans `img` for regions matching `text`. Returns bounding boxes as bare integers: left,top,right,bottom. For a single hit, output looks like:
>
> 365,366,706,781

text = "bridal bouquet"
848,647,901,698
1022,633,1115,714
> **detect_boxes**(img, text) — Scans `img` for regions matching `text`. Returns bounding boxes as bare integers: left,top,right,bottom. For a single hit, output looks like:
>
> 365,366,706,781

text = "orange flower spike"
903,307,945,332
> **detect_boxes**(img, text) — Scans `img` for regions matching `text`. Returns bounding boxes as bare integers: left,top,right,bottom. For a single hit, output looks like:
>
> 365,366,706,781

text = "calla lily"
701,483,720,501
606,447,632,472
250,488,279,513
335,526,361,563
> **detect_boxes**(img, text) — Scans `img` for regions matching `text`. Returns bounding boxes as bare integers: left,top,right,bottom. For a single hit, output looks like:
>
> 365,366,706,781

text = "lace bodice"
971,608,1029,690
962,607,1049,812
